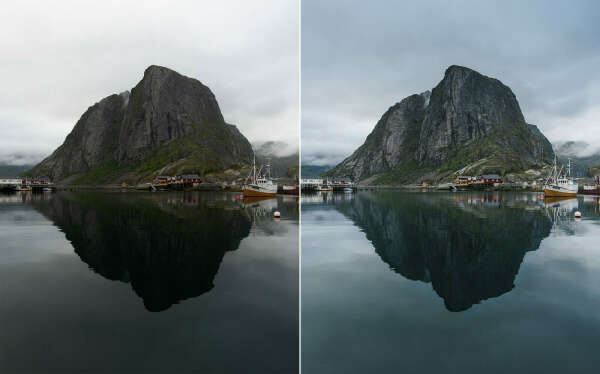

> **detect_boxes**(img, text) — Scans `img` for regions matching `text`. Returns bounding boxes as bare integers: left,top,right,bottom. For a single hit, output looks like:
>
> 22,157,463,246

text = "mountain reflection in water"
331,191,581,311
31,191,287,312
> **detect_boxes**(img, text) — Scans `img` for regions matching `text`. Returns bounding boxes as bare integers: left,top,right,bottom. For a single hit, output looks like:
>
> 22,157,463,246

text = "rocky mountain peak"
328,66,554,184
116,65,227,164
26,66,252,183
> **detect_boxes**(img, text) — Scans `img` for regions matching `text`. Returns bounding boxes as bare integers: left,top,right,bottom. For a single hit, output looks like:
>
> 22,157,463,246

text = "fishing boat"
282,184,299,195
343,187,353,193
580,176,600,195
581,185,600,195
544,157,578,197
242,155,277,197
317,185,333,192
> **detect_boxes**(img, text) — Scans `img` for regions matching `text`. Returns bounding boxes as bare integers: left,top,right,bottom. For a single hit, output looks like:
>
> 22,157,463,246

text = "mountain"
327,66,554,184
301,164,332,177
26,65,253,184
0,164,33,177
553,141,600,177
253,141,299,178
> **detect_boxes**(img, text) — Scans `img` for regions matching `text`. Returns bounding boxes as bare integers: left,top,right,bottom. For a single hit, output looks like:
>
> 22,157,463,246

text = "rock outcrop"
328,66,554,183
27,66,253,183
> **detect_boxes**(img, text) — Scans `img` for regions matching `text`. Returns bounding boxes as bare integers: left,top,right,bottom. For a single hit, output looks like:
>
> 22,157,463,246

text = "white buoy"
574,211,582,218
273,211,281,218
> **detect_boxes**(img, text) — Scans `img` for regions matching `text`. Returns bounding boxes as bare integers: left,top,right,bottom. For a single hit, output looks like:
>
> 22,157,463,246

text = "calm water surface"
302,191,600,373
0,191,298,373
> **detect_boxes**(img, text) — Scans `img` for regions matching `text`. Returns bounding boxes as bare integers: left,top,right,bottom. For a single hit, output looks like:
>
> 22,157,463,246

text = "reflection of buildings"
301,191,355,205
335,192,553,312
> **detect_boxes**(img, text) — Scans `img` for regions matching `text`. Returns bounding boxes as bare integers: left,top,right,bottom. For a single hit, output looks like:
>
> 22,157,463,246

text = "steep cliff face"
27,93,128,181
27,65,253,183
330,93,427,181
328,66,554,183
117,65,225,164
417,66,525,163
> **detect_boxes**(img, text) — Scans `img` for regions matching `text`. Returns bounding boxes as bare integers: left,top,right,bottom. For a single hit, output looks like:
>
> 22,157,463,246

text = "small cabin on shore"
481,174,502,184
0,178,22,185
456,176,473,185
177,174,201,184
331,177,353,186
300,177,323,187
153,175,171,185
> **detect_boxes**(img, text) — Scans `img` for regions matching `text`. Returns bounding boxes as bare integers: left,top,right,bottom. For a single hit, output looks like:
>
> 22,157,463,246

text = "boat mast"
253,152,256,182
265,157,271,180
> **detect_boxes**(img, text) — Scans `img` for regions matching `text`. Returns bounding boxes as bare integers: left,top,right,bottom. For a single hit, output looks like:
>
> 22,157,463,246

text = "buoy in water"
574,211,582,218
273,211,281,218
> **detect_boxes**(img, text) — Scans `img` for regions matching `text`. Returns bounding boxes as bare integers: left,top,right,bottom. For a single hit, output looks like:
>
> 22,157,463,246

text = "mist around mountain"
301,164,332,177
252,140,299,178
553,141,600,177
0,164,33,177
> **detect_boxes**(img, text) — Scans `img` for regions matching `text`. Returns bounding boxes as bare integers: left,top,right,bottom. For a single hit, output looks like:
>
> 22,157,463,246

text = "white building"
300,177,323,186
0,178,22,185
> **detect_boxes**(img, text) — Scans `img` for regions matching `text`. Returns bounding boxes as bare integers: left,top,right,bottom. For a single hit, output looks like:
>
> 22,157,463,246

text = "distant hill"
553,141,600,177
327,65,554,184
26,65,253,184
253,141,298,178
301,164,332,177
0,164,33,177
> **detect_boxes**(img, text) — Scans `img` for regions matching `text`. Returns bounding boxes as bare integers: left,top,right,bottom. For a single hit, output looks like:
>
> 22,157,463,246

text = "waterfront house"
177,174,202,184
0,178,22,185
331,177,353,186
300,177,323,191
456,176,472,185
482,174,502,184
154,175,171,185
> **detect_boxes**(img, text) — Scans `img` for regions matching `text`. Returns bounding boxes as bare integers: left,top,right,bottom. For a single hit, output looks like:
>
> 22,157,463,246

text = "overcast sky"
0,0,298,166
302,0,600,166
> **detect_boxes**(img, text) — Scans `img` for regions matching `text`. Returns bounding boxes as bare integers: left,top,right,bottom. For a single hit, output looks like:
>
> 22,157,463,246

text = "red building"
481,174,502,184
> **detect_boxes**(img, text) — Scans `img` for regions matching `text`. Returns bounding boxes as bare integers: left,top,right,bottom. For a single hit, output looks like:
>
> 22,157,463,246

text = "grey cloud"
0,0,298,165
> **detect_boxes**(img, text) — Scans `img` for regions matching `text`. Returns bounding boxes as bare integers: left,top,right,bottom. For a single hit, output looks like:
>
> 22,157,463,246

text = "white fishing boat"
544,156,578,197
242,155,277,197
343,187,353,193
